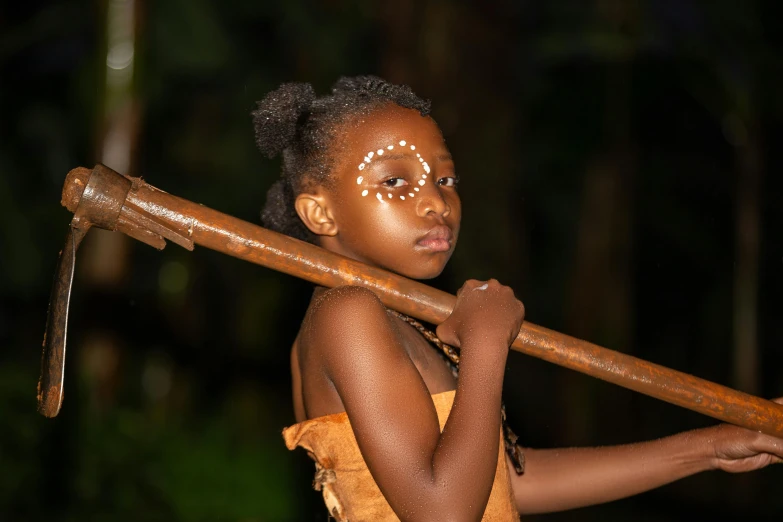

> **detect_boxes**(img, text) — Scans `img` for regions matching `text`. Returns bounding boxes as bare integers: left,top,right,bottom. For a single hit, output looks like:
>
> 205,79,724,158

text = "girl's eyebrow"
370,152,453,163
370,153,408,163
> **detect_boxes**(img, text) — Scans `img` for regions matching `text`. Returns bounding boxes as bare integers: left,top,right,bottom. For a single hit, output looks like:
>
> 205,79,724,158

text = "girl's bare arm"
508,419,783,514
306,282,522,522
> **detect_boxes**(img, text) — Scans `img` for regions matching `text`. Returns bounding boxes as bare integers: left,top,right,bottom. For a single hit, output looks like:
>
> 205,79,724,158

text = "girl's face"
302,104,461,280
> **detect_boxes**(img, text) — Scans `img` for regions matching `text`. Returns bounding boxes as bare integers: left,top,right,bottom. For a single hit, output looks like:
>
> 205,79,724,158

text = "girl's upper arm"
306,286,444,515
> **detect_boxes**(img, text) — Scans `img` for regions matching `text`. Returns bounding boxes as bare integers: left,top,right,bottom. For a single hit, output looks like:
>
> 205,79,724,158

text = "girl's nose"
416,182,450,218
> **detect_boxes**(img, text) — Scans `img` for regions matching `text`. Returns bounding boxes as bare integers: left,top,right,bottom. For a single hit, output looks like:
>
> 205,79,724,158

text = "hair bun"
332,75,385,95
252,82,316,158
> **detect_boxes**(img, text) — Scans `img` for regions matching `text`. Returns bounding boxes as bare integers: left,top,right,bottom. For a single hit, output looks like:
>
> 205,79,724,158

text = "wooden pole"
40,164,783,439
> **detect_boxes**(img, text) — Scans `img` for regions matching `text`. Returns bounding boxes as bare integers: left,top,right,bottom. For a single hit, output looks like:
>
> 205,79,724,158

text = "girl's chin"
394,262,448,281
335,249,451,281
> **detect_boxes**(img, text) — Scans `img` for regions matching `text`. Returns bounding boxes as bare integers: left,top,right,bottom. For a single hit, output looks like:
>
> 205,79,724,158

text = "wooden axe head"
37,165,132,417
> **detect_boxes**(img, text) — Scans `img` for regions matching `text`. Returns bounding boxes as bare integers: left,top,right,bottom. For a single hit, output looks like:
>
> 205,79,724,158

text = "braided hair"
252,76,431,243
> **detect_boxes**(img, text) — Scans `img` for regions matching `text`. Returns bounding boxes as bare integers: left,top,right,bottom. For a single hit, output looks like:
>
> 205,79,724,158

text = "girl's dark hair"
252,75,431,242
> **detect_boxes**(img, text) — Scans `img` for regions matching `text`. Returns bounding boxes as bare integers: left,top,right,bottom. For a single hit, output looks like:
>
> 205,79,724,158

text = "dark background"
2,1,782,520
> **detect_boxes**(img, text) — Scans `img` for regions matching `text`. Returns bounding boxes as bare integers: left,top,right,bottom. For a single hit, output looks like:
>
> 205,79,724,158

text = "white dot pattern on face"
356,138,432,202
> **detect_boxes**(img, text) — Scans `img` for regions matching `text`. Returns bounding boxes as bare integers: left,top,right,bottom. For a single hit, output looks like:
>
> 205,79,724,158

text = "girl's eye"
438,176,459,187
383,177,408,188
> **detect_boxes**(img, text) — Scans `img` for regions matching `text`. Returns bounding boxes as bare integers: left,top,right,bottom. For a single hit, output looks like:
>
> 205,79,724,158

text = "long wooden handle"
52,165,783,437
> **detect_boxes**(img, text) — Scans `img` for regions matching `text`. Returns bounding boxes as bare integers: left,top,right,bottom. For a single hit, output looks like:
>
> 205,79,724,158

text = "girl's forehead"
343,105,445,151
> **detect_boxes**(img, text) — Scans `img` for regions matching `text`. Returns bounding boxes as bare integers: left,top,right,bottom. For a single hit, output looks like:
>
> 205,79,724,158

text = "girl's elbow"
394,495,488,522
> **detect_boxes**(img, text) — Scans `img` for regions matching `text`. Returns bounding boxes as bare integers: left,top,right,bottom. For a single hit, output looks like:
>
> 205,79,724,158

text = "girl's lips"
417,238,451,252
416,226,453,252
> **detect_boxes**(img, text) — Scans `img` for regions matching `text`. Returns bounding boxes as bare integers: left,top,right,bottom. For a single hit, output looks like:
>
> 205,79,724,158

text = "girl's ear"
294,192,338,237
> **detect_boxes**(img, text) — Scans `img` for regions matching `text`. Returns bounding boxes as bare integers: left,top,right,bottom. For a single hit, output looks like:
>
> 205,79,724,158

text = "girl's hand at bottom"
707,398,783,473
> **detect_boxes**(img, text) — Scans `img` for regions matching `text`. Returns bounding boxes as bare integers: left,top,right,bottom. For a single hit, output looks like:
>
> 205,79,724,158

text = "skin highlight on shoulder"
304,286,390,344
303,286,405,367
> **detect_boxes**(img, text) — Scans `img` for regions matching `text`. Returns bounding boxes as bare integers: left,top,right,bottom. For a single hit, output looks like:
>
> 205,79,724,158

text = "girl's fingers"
435,322,460,348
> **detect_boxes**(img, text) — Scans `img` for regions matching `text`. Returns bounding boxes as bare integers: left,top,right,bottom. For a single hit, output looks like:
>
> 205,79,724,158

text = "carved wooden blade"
37,223,89,418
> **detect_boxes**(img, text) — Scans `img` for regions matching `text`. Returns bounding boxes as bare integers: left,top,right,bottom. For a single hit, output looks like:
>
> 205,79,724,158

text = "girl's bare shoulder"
300,286,401,364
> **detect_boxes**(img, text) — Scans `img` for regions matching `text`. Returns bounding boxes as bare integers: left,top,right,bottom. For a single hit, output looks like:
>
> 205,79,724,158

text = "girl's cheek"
354,192,409,226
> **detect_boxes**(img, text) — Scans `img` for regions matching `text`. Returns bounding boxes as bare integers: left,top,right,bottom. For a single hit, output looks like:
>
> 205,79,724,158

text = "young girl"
252,76,782,521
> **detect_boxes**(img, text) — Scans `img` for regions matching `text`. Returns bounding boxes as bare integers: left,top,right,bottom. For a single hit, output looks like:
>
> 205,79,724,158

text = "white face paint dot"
362,189,369,196
410,145,416,150
359,163,365,170
387,145,394,150
400,195,405,200
416,153,421,157
357,176,363,184
419,157,424,162
418,180,426,186
399,140,406,146
422,174,427,179
414,187,420,192
423,164,430,174
408,193,415,197
364,156,371,163
367,151,374,159
387,193,392,199
376,192,383,202
377,149,384,155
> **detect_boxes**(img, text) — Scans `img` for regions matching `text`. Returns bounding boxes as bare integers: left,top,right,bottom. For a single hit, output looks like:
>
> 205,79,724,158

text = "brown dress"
283,389,520,521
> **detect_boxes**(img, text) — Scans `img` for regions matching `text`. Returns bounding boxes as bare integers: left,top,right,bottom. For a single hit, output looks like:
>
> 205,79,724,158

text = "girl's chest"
396,322,457,395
